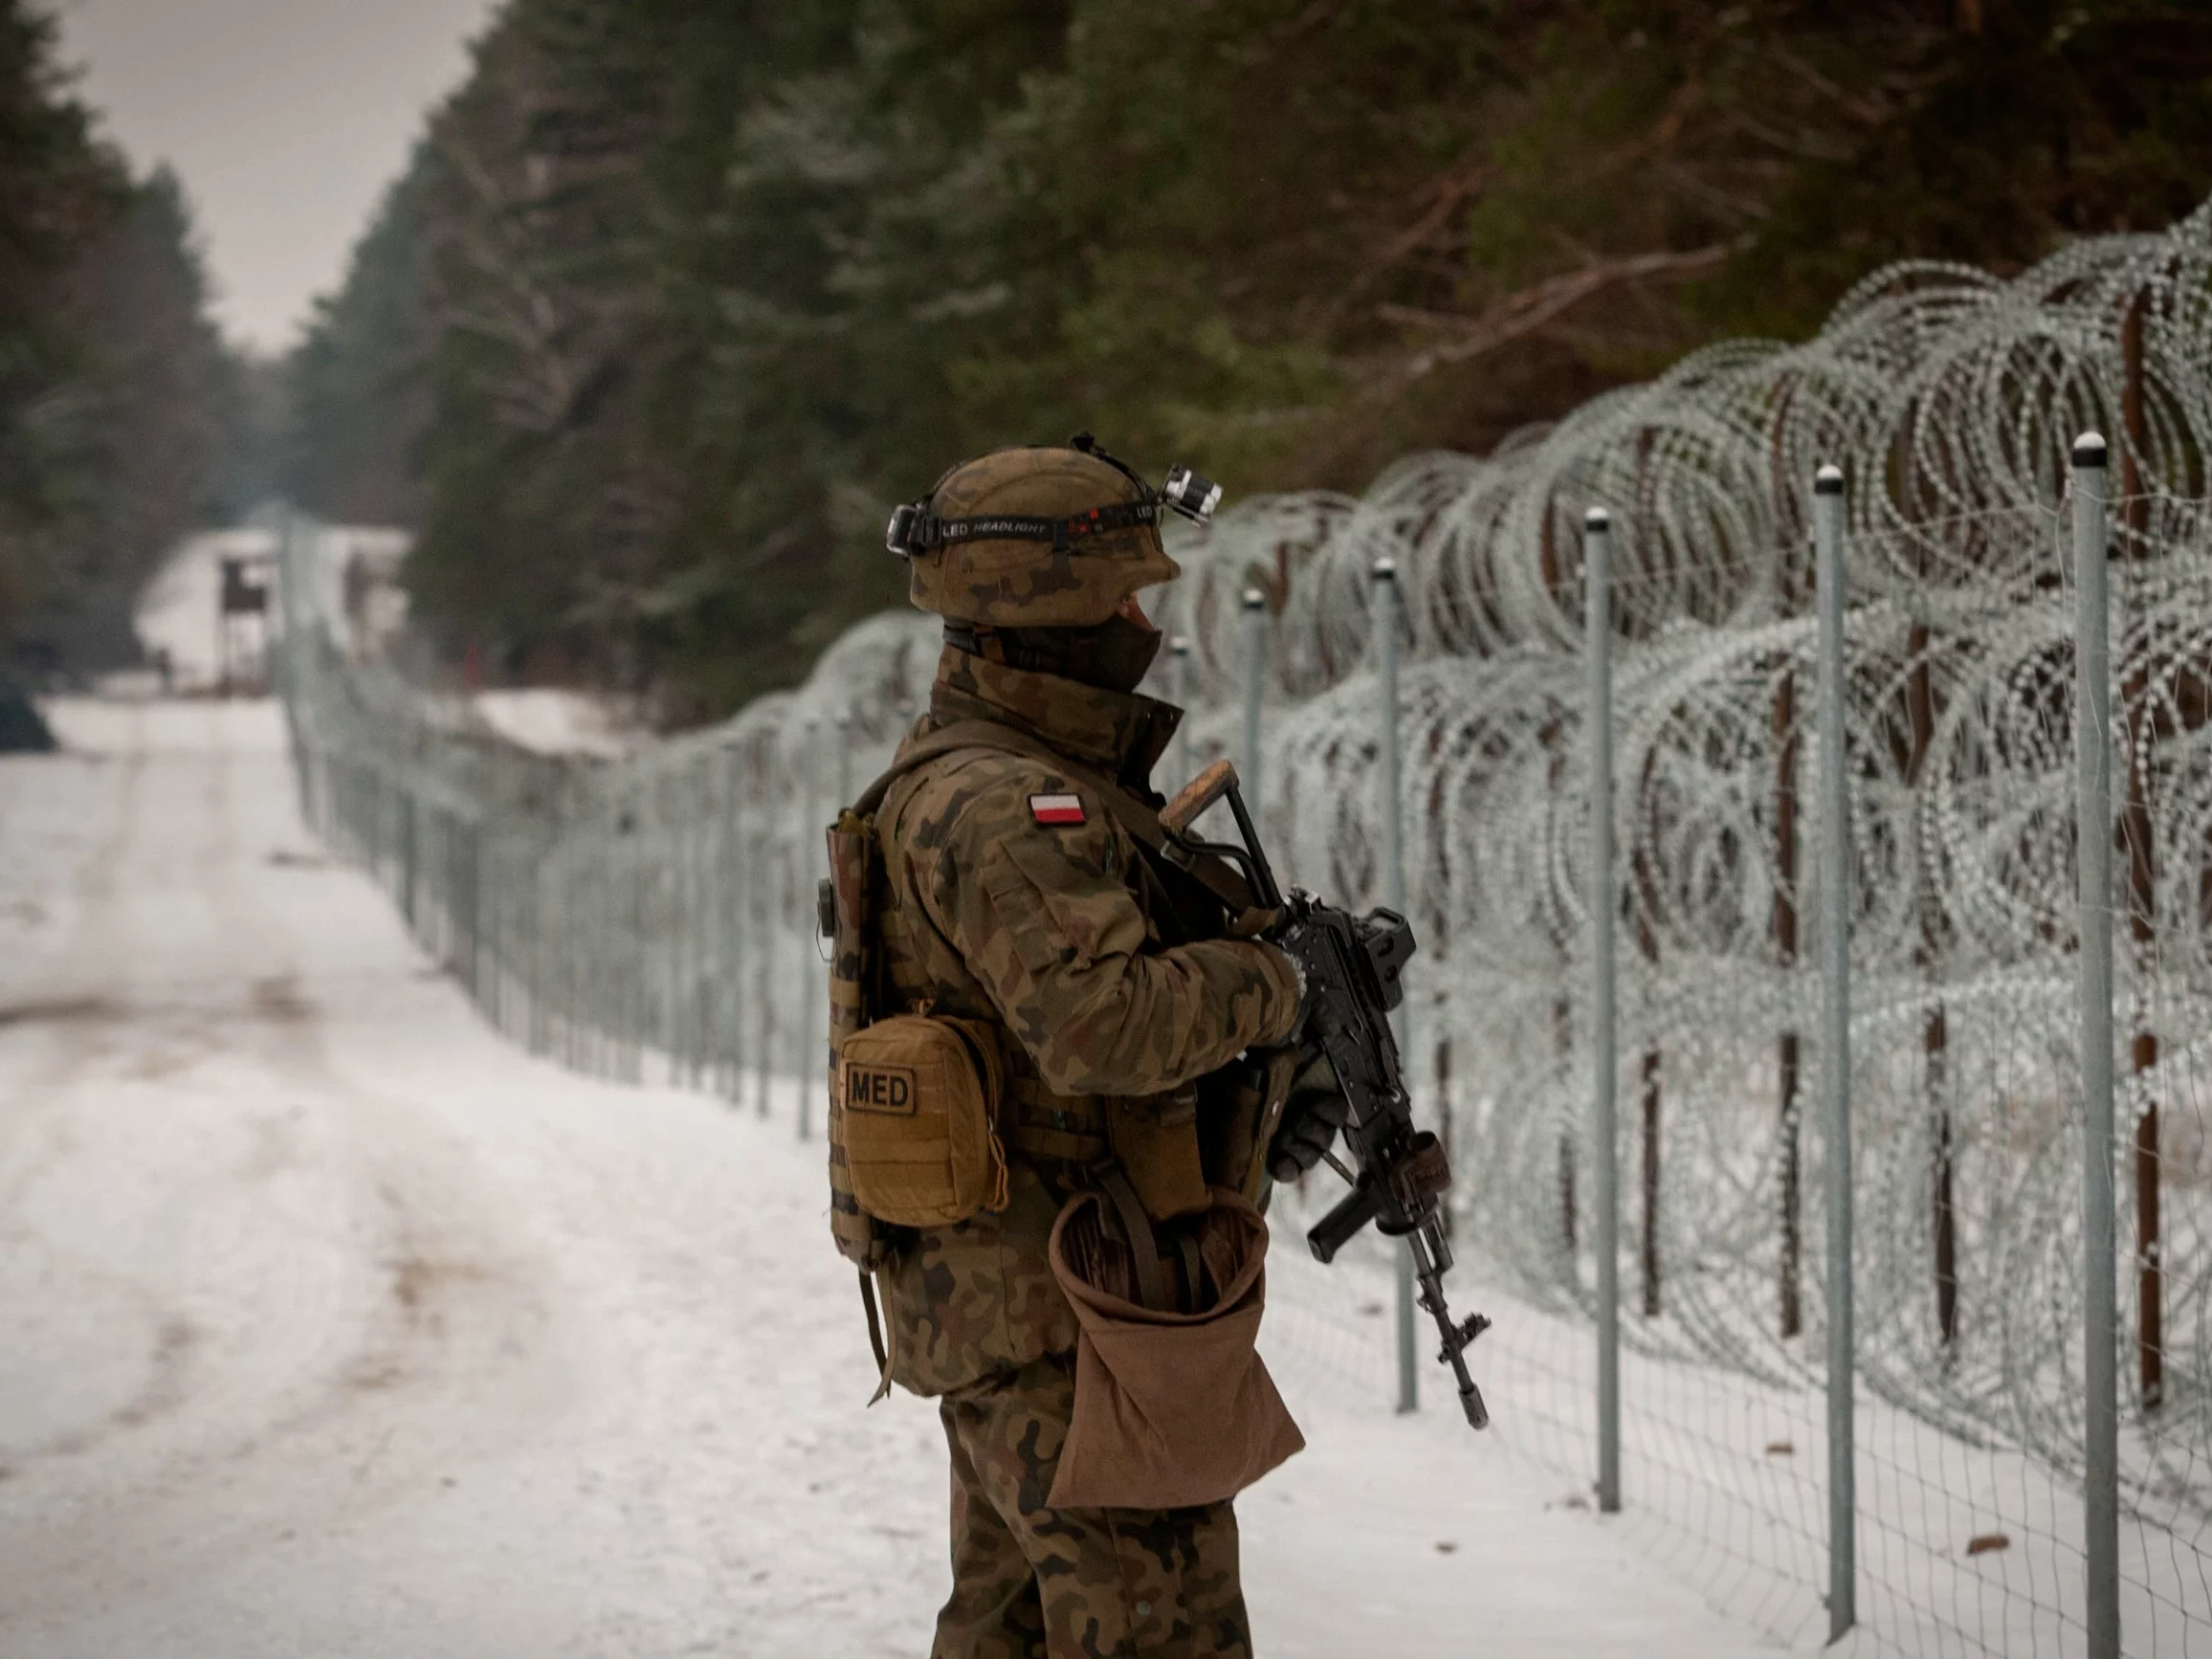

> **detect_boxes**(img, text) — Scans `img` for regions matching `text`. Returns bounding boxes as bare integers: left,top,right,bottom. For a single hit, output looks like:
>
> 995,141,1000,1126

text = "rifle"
1161,762,1493,1430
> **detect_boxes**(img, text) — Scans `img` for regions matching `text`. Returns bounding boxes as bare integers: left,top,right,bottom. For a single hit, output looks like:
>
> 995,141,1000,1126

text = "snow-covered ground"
0,697,1778,1658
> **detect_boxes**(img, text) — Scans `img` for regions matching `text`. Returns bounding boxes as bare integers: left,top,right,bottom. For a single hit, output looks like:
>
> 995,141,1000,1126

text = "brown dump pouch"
1045,1188,1304,1511
826,811,890,1269
1106,1087,1211,1223
836,1013,1010,1228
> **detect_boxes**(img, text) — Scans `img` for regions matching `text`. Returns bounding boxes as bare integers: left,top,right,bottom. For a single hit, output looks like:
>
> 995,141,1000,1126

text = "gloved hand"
1267,1046,1352,1182
1267,913,1336,1052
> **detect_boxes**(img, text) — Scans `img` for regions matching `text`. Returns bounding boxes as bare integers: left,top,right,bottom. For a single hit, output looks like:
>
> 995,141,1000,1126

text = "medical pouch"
836,1013,1011,1228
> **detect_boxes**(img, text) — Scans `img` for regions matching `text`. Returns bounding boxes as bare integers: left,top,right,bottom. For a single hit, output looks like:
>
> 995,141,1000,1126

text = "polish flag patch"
1028,792,1087,827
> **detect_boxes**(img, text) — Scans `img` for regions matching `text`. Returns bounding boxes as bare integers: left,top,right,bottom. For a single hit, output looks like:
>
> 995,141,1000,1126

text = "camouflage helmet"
887,437,1217,627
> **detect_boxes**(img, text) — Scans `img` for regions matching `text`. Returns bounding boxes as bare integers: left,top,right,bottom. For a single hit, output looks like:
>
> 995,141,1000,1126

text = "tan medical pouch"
835,1013,1011,1228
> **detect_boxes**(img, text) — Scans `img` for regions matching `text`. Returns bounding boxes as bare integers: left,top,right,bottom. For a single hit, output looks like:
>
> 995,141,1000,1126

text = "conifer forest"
26,0,2192,716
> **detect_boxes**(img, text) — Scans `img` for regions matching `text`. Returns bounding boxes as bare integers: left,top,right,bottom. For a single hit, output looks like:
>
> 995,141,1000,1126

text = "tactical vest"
822,719,1294,1371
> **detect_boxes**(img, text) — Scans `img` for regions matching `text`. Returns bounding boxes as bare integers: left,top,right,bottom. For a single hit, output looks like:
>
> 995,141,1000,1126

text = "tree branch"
1324,162,1493,324
1380,241,1742,382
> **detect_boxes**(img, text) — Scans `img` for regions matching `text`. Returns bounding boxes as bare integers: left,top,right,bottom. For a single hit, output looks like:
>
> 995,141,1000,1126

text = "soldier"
836,439,1343,1658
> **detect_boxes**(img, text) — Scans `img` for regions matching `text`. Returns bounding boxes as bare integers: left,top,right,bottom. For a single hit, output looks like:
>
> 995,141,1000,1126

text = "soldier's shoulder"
887,744,1102,850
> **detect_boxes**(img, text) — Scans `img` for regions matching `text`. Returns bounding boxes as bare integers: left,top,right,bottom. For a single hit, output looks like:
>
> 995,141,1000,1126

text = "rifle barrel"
1411,1219,1491,1429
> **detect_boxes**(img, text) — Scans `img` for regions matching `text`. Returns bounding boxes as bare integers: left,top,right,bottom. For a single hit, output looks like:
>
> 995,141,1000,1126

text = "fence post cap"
2072,431,2109,468
1169,633,1191,655
1815,464,1845,494
1241,585,1268,609
1371,556,1398,581
1583,506,1611,531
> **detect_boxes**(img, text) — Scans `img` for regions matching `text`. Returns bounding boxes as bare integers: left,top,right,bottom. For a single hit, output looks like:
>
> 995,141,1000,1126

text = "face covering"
1060,609,1163,694
965,611,1165,695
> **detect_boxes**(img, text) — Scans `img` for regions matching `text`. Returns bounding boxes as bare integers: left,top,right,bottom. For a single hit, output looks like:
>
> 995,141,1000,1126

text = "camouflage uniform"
874,644,1302,1658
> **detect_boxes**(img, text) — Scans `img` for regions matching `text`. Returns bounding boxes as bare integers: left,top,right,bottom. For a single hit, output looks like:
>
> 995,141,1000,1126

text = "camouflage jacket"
871,645,1302,1396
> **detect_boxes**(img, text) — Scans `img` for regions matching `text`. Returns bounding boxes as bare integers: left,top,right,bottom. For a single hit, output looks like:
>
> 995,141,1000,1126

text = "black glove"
1267,1046,1352,1182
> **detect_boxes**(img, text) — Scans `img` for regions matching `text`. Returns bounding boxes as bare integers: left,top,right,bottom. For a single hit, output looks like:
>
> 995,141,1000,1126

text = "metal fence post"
466,818,484,1008
623,793,645,1082
721,744,744,1099
691,762,710,1085
1374,557,1420,1415
366,766,387,890
273,508,315,830
1585,507,1621,1515
1815,463,1856,1639
755,746,776,1120
398,786,417,935
831,711,853,1108
670,770,692,1082
1242,587,1267,809
2074,431,2120,1659
526,829,549,1057
797,720,819,1141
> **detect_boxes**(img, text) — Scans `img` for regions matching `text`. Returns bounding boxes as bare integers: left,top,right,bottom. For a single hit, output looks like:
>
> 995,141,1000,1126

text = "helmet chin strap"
945,614,1163,695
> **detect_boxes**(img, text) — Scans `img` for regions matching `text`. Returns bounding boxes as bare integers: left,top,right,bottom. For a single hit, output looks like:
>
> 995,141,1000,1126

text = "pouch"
835,1013,1010,1228
1198,1050,1300,1206
1107,1087,1210,1223
1045,1187,1304,1511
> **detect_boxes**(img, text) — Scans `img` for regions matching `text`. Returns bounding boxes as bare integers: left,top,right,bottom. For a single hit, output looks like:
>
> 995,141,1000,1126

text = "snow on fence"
273,198,2212,1657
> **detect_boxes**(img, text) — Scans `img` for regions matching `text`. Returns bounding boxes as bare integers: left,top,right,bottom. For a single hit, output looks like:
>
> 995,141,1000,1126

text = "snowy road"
0,699,1774,1657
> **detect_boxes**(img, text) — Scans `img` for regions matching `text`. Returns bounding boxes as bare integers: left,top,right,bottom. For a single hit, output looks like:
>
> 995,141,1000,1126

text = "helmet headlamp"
1161,465,1222,524
884,502,924,558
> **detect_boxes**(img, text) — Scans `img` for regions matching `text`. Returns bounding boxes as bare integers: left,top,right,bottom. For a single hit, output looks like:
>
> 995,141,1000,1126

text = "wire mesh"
270,197,2212,1654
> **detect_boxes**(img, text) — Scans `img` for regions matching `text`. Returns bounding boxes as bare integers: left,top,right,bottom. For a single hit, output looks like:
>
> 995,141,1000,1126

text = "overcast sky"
55,0,499,354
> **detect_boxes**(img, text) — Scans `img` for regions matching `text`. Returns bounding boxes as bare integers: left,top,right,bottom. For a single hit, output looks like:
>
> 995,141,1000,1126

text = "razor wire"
273,197,2212,1655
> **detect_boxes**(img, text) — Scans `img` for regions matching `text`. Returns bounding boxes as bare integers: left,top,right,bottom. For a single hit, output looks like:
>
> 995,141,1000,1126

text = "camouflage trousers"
931,1354,1250,1659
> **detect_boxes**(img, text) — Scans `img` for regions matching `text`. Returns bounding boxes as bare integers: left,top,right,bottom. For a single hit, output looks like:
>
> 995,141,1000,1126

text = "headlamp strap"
896,498,1161,554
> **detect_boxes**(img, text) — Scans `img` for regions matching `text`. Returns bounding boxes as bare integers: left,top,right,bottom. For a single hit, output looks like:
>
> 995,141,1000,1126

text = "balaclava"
951,611,1164,696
